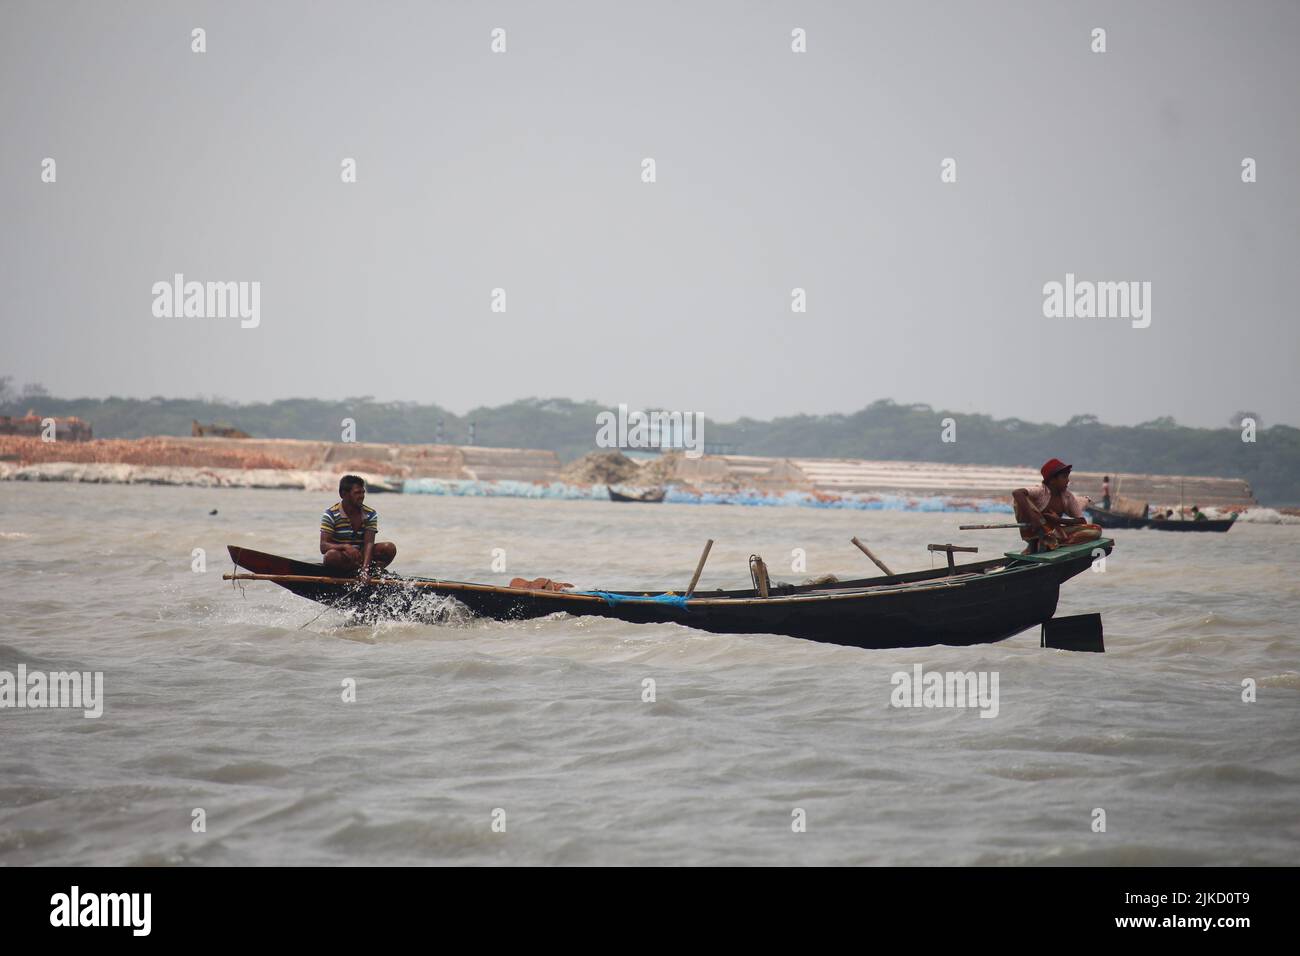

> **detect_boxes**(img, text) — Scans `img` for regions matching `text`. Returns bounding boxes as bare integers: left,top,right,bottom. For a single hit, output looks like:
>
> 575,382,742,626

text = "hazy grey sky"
2,0,1297,427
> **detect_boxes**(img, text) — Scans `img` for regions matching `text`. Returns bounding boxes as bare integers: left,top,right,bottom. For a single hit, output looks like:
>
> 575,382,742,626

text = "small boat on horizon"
608,486,666,503
1086,505,1235,532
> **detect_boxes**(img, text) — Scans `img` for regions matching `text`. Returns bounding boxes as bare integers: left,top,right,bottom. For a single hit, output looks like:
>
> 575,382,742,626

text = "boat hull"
1086,506,1234,532
226,539,1110,650
608,488,665,503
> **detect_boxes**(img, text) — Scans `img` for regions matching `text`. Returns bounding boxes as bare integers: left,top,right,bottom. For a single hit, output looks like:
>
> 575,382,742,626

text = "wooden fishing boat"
224,537,1112,650
1086,506,1235,532
608,486,666,503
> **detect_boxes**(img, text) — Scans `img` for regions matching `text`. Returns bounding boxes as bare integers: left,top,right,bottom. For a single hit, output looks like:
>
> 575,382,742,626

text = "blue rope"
578,591,691,609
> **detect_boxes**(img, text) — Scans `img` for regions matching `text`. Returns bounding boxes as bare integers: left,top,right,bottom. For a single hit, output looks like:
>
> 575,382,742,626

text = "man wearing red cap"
1012,459,1102,552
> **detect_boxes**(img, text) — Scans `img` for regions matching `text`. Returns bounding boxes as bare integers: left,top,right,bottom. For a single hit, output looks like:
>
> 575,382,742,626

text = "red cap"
1041,458,1072,481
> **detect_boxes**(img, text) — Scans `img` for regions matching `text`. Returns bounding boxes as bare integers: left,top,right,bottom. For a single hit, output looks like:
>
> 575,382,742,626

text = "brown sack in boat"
1110,494,1148,518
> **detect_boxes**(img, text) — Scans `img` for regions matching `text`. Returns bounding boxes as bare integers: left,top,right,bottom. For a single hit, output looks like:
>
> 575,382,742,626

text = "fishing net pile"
558,450,643,485
556,450,690,487
638,451,683,484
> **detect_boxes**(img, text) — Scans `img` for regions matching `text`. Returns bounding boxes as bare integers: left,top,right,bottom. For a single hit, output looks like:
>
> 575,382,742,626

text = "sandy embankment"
0,435,567,493
0,436,400,491
1,436,1284,520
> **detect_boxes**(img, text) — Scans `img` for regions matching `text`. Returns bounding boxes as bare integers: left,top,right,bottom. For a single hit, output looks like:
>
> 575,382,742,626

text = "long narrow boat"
608,486,666,503
1086,506,1235,532
224,537,1112,650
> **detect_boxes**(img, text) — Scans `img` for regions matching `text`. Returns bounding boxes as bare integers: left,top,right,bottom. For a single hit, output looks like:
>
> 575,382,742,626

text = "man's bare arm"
1012,488,1047,534
355,530,377,582
321,530,356,555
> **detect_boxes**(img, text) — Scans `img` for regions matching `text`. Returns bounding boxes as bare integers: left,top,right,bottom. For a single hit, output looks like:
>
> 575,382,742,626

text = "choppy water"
1,483,1297,865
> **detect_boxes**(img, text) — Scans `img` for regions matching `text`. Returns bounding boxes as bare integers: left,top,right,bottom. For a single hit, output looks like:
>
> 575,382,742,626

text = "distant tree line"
2,381,1294,504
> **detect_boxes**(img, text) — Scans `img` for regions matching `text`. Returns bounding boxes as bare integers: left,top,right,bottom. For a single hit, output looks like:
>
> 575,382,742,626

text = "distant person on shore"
1101,475,1111,511
321,475,396,582
1012,458,1102,553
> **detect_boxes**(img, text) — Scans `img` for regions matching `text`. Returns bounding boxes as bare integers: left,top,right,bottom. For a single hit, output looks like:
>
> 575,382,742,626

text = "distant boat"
1086,505,1235,532
608,486,666,503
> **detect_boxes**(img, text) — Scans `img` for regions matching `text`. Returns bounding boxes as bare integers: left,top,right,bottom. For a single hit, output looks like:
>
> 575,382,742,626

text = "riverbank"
0,461,401,493
1,435,1277,519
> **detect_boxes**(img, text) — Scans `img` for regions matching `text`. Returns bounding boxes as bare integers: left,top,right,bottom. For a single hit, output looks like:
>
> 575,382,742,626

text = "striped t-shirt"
320,501,378,547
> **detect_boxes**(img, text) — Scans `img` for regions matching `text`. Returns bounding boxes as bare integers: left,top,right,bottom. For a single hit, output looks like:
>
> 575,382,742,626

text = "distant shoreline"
2,436,1289,521
4,394,1295,507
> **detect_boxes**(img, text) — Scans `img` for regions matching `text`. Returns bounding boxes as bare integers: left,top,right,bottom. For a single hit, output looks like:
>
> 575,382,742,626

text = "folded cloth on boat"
509,576,574,591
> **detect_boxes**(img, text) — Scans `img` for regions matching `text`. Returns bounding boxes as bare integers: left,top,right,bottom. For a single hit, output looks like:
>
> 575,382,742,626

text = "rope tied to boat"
229,551,247,599
299,606,330,630
578,591,691,609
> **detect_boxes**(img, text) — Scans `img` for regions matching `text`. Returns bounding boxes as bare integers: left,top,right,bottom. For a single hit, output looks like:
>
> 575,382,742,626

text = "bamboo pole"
221,572,604,601
224,572,365,585
850,537,895,576
960,515,1084,531
685,539,714,597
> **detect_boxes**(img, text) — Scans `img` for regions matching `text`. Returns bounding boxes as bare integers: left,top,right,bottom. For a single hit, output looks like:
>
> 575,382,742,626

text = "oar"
850,537,894,576
685,539,714,598
960,516,1087,531
1042,613,1105,652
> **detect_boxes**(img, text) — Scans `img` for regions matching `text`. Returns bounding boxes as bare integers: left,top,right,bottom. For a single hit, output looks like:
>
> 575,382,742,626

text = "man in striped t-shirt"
320,475,397,582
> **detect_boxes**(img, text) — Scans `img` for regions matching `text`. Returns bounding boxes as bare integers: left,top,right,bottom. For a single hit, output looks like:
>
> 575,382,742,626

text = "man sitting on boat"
321,475,397,582
1012,458,1102,552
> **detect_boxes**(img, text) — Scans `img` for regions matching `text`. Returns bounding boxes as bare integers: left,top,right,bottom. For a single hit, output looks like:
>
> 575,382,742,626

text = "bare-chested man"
320,475,397,583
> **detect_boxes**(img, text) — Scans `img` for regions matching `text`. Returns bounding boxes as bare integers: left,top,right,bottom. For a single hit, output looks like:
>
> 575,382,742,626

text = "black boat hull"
1086,506,1234,532
608,488,665,503
227,539,1110,650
